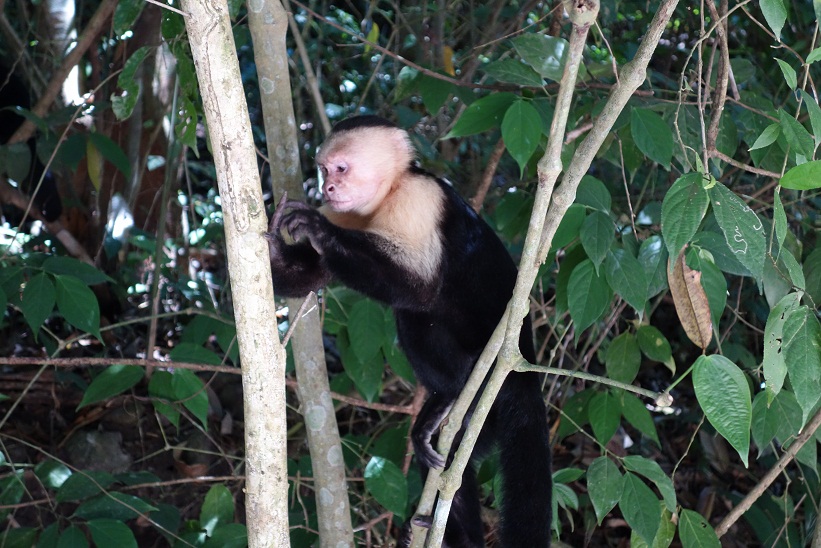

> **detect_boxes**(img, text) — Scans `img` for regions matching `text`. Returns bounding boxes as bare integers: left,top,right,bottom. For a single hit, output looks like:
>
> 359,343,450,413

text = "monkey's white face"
316,128,405,216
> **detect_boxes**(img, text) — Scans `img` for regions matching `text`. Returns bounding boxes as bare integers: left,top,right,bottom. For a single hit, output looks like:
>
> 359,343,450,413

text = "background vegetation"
0,0,819,546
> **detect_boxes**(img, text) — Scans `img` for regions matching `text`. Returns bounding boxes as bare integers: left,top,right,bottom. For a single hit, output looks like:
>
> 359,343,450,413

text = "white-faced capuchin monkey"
267,116,552,548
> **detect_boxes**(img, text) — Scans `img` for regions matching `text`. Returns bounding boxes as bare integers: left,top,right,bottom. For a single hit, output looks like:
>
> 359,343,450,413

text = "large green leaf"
620,393,660,446
622,456,676,513
567,259,612,334
661,173,709,262
620,473,661,545
708,182,766,283
74,492,157,521
501,100,543,176
580,211,614,272
575,175,611,212
638,236,669,298
588,391,621,445
783,306,821,424
200,485,234,535
778,109,814,159
799,89,821,146
631,108,673,169
605,249,648,315
636,325,673,368
349,299,386,363
364,457,407,518
781,160,821,190
693,355,752,466
21,272,55,340
171,369,209,428
762,292,802,399
444,93,518,138
54,274,102,340
605,332,641,384
679,509,720,548
511,34,568,82
587,456,623,524
78,365,144,409
88,519,138,548
759,0,787,39
483,58,543,87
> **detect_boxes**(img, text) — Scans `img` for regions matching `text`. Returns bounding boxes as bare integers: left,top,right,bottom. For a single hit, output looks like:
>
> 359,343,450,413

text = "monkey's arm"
282,205,439,309
411,393,454,469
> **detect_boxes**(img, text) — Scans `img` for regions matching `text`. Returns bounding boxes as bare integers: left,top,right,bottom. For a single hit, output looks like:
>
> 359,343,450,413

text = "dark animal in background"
267,116,552,547
0,65,62,223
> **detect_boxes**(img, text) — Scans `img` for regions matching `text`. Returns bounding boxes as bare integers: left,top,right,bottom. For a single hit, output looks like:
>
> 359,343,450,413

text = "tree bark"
181,0,290,545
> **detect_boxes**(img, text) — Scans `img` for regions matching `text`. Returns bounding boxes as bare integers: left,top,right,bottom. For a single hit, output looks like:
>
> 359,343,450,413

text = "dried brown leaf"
668,251,712,349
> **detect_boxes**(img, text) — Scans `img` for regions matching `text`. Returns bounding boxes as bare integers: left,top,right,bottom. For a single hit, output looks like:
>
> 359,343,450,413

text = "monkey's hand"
282,204,334,255
411,432,446,470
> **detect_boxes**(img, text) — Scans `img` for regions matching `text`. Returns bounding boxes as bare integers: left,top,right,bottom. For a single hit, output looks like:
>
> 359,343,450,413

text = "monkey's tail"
496,371,552,547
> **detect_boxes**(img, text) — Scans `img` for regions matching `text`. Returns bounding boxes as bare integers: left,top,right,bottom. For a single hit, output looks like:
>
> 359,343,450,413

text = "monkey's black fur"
268,116,552,547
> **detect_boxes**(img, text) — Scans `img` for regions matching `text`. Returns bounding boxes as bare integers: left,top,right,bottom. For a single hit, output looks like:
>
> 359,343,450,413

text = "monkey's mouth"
323,198,352,210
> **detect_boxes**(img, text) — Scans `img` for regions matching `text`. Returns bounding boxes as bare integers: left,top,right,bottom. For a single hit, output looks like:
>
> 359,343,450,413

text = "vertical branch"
248,1,355,546
181,0,290,544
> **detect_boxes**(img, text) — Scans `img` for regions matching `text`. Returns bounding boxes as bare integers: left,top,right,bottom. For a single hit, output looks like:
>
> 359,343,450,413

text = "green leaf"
587,457,622,523
203,524,247,548
483,59,544,87
57,526,89,548
74,492,157,521
708,182,766,283
200,485,235,535
752,389,802,452
511,34,569,82
638,236,669,298
763,294,802,400
34,460,72,490
78,365,144,409
502,100,543,176
799,89,821,146
623,456,676,513
89,132,131,179
567,259,612,334
661,173,709,262
605,332,641,384
759,0,787,40
21,272,55,339
621,393,660,446
679,509,720,548
349,299,386,362
340,334,383,402
774,59,797,89
88,519,138,548
605,249,648,315
631,108,673,169
747,123,780,152
580,211,614,272
445,93,518,138
773,190,788,249
588,391,621,444
364,457,407,518
149,371,179,427
636,325,673,367
54,274,102,340
0,527,37,548
169,369,209,428
113,0,146,36
783,306,821,424
169,342,223,365
778,109,815,159
553,203,585,248
42,256,112,284
805,248,821,305
417,75,455,114
56,471,116,503
781,160,821,190
620,473,661,545
575,175,611,212
808,46,821,64
693,355,752,466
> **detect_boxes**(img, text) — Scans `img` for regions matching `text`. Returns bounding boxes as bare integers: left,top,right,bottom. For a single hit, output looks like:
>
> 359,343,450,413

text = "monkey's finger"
415,443,446,469
269,191,290,232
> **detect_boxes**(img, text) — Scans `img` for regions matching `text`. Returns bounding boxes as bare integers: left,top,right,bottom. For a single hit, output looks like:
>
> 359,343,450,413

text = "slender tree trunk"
181,0,290,545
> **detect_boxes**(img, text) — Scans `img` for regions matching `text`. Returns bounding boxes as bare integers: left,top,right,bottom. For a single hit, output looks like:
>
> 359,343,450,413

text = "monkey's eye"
336,165,347,173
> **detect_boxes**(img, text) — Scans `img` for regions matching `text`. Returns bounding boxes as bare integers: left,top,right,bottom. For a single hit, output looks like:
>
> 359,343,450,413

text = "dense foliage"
0,0,819,546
